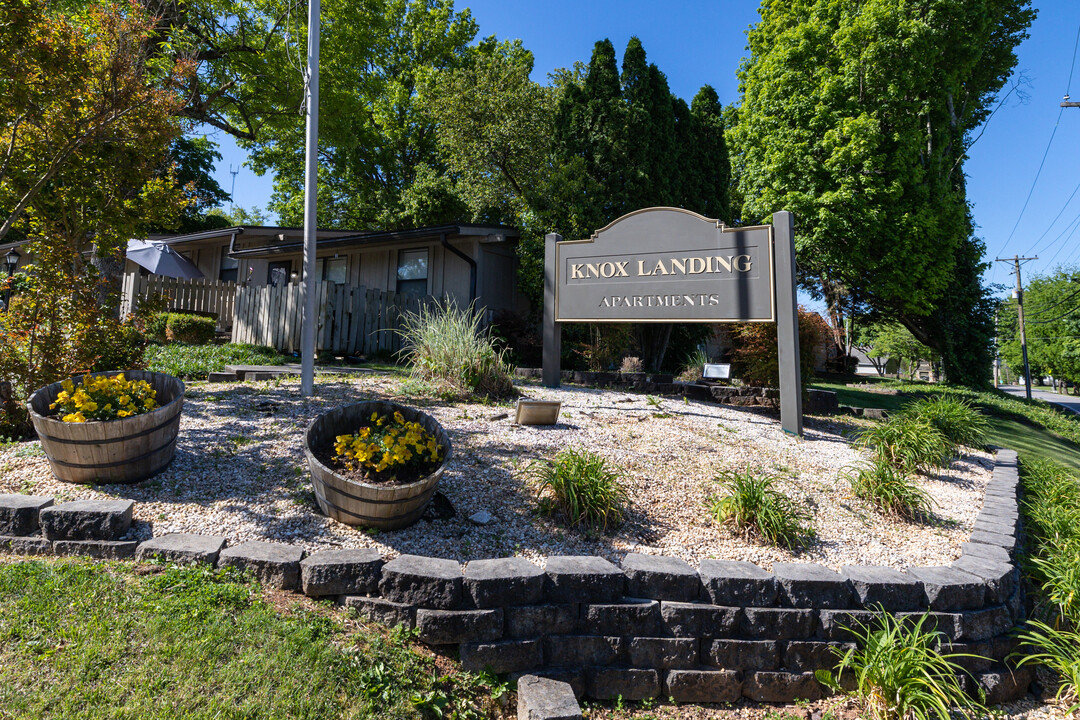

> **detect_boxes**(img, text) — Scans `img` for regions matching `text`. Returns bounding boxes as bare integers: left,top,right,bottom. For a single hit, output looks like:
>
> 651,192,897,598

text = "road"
999,384,1080,416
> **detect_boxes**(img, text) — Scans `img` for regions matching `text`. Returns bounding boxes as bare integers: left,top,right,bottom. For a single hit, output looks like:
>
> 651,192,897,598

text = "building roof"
150,223,520,259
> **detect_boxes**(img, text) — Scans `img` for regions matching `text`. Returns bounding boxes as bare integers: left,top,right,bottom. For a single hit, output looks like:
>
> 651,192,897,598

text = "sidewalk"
1000,384,1080,416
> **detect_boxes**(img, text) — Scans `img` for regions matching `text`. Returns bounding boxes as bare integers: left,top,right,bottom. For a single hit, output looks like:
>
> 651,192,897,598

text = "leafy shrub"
816,610,984,720
1014,620,1080,715
619,356,643,374
676,347,709,383
729,307,828,387
529,447,627,532
145,312,169,343
144,343,288,379
1020,458,1080,622
900,395,987,451
856,416,951,473
397,301,515,399
844,460,934,520
166,313,216,345
90,321,148,372
708,469,813,549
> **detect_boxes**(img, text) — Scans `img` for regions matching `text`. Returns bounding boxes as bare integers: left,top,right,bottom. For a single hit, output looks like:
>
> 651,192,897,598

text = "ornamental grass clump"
856,416,951,474
333,410,443,483
844,460,934,520
49,373,157,423
530,447,627,533
397,301,515,399
900,395,987,452
708,469,813,549
816,610,984,720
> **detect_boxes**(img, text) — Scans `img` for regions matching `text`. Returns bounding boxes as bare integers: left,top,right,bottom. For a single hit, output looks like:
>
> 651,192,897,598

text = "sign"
556,208,774,323
702,363,732,380
542,207,804,437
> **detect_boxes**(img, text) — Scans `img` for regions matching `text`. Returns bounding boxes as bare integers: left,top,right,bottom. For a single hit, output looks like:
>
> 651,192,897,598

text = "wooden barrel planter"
304,400,452,530
27,371,185,485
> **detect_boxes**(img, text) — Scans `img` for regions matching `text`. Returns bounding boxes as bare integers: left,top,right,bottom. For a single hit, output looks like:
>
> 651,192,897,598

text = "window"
315,256,348,284
219,247,238,282
267,260,291,287
396,248,428,298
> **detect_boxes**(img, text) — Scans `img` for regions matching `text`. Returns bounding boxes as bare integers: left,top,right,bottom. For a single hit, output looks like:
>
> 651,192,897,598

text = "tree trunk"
91,245,125,319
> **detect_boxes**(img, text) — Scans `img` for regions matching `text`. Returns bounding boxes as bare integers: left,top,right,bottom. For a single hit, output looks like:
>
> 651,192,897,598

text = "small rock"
468,511,494,526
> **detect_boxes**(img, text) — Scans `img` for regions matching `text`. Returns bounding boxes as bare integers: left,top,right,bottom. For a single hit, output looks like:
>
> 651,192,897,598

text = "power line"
1030,179,1080,254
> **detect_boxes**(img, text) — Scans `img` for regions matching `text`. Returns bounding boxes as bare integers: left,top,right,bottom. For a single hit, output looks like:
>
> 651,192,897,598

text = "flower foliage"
334,411,443,478
49,373,157,423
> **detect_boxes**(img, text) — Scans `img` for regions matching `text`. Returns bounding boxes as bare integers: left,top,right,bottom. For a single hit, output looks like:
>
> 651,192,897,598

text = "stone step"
0,494,54,536
39,500,134,541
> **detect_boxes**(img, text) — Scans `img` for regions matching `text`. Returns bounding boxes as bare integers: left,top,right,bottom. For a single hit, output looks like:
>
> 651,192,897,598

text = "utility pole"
300,0,321,397
1062,94,1080,108
996,255,1037,401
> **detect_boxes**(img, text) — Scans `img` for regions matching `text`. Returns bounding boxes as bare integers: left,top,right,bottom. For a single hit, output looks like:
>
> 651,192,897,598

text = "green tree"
731,0,1034,386
998,268,1080,389
861,323,938,380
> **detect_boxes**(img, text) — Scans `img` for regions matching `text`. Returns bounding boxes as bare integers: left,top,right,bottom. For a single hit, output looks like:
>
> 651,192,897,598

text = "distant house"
124,222,525,315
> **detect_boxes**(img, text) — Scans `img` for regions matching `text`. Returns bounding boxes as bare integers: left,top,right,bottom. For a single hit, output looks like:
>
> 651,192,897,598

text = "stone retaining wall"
0,450,1028,706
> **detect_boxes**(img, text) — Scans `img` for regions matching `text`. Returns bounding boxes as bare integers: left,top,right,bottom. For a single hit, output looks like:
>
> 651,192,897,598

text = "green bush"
1014,620,1080,715
844,460,934,520
707,469,813,549
144,343,288,380
397,301,515,399
856,416,951,474
900,395,987,451
145,313,169,343
90,322,148,373
165,313,216,345
816,610,984,720
529,447,627,533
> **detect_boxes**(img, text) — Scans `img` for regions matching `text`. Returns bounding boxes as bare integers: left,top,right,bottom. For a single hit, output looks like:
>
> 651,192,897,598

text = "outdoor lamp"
3,248,19,275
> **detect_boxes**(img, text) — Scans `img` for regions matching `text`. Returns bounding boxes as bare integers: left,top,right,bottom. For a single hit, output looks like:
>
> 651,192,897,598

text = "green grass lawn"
811,379,1080,471
0,560,508,719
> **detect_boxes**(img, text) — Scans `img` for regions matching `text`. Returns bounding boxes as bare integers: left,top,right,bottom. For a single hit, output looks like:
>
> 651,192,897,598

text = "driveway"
1000,384,1080,416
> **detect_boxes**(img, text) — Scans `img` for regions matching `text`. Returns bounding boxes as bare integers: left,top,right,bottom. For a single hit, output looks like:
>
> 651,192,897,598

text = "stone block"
506,604,577,638
585,667,659,701
743,672,822,702
464,557,544,608
300,548,383,597
415,608,503,645
207,371,239,382
544,556,625,603
898,612,963,641
699,559,778,606
977,667,1033,705
39,499,133,541
967,531,1016,553
340,595,415,628
741,608,817,639
773,563,853,609
705,639,780,670
621,553,701,602
217,540,305,590
543,636,621,666
514,668,585,701
906,566,986,610
817,609,878,641
0,494,53,536
53,539,137,559
960,542,1011,564
841,565,925,611
626,637,698,669
961,605,1013,642
660,601,740,638
664,669,742,703
783,641,853,672
940,642,993,674
951,556,1016,604
136,533,227,565
971,520,1016,538
379,554,462,609
580,599,660,636
517,674,582,720
0,535,52,555
461,639,542,674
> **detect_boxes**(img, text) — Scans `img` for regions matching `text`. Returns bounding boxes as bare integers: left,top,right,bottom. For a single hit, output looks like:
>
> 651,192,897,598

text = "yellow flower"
61,379,74,393
117,410,131,418
62,412,86,423
82,401,98,413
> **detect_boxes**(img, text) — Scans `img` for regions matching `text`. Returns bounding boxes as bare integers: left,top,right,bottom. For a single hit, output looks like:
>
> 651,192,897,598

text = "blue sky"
204,0,1080,300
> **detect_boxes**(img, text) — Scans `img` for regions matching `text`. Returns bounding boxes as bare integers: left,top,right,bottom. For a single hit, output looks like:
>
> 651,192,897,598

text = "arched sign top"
555,206,775,323
586,206,727,240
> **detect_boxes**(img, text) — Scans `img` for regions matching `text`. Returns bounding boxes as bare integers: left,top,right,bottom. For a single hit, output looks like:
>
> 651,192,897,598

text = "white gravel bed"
0,375,992,571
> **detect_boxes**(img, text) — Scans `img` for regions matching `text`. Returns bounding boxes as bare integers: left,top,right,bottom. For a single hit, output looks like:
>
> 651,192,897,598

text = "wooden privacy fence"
121,275,237,330
231,282,432,356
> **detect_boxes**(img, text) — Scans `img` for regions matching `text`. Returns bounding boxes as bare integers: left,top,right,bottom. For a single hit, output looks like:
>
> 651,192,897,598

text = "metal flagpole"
300,0,320,397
